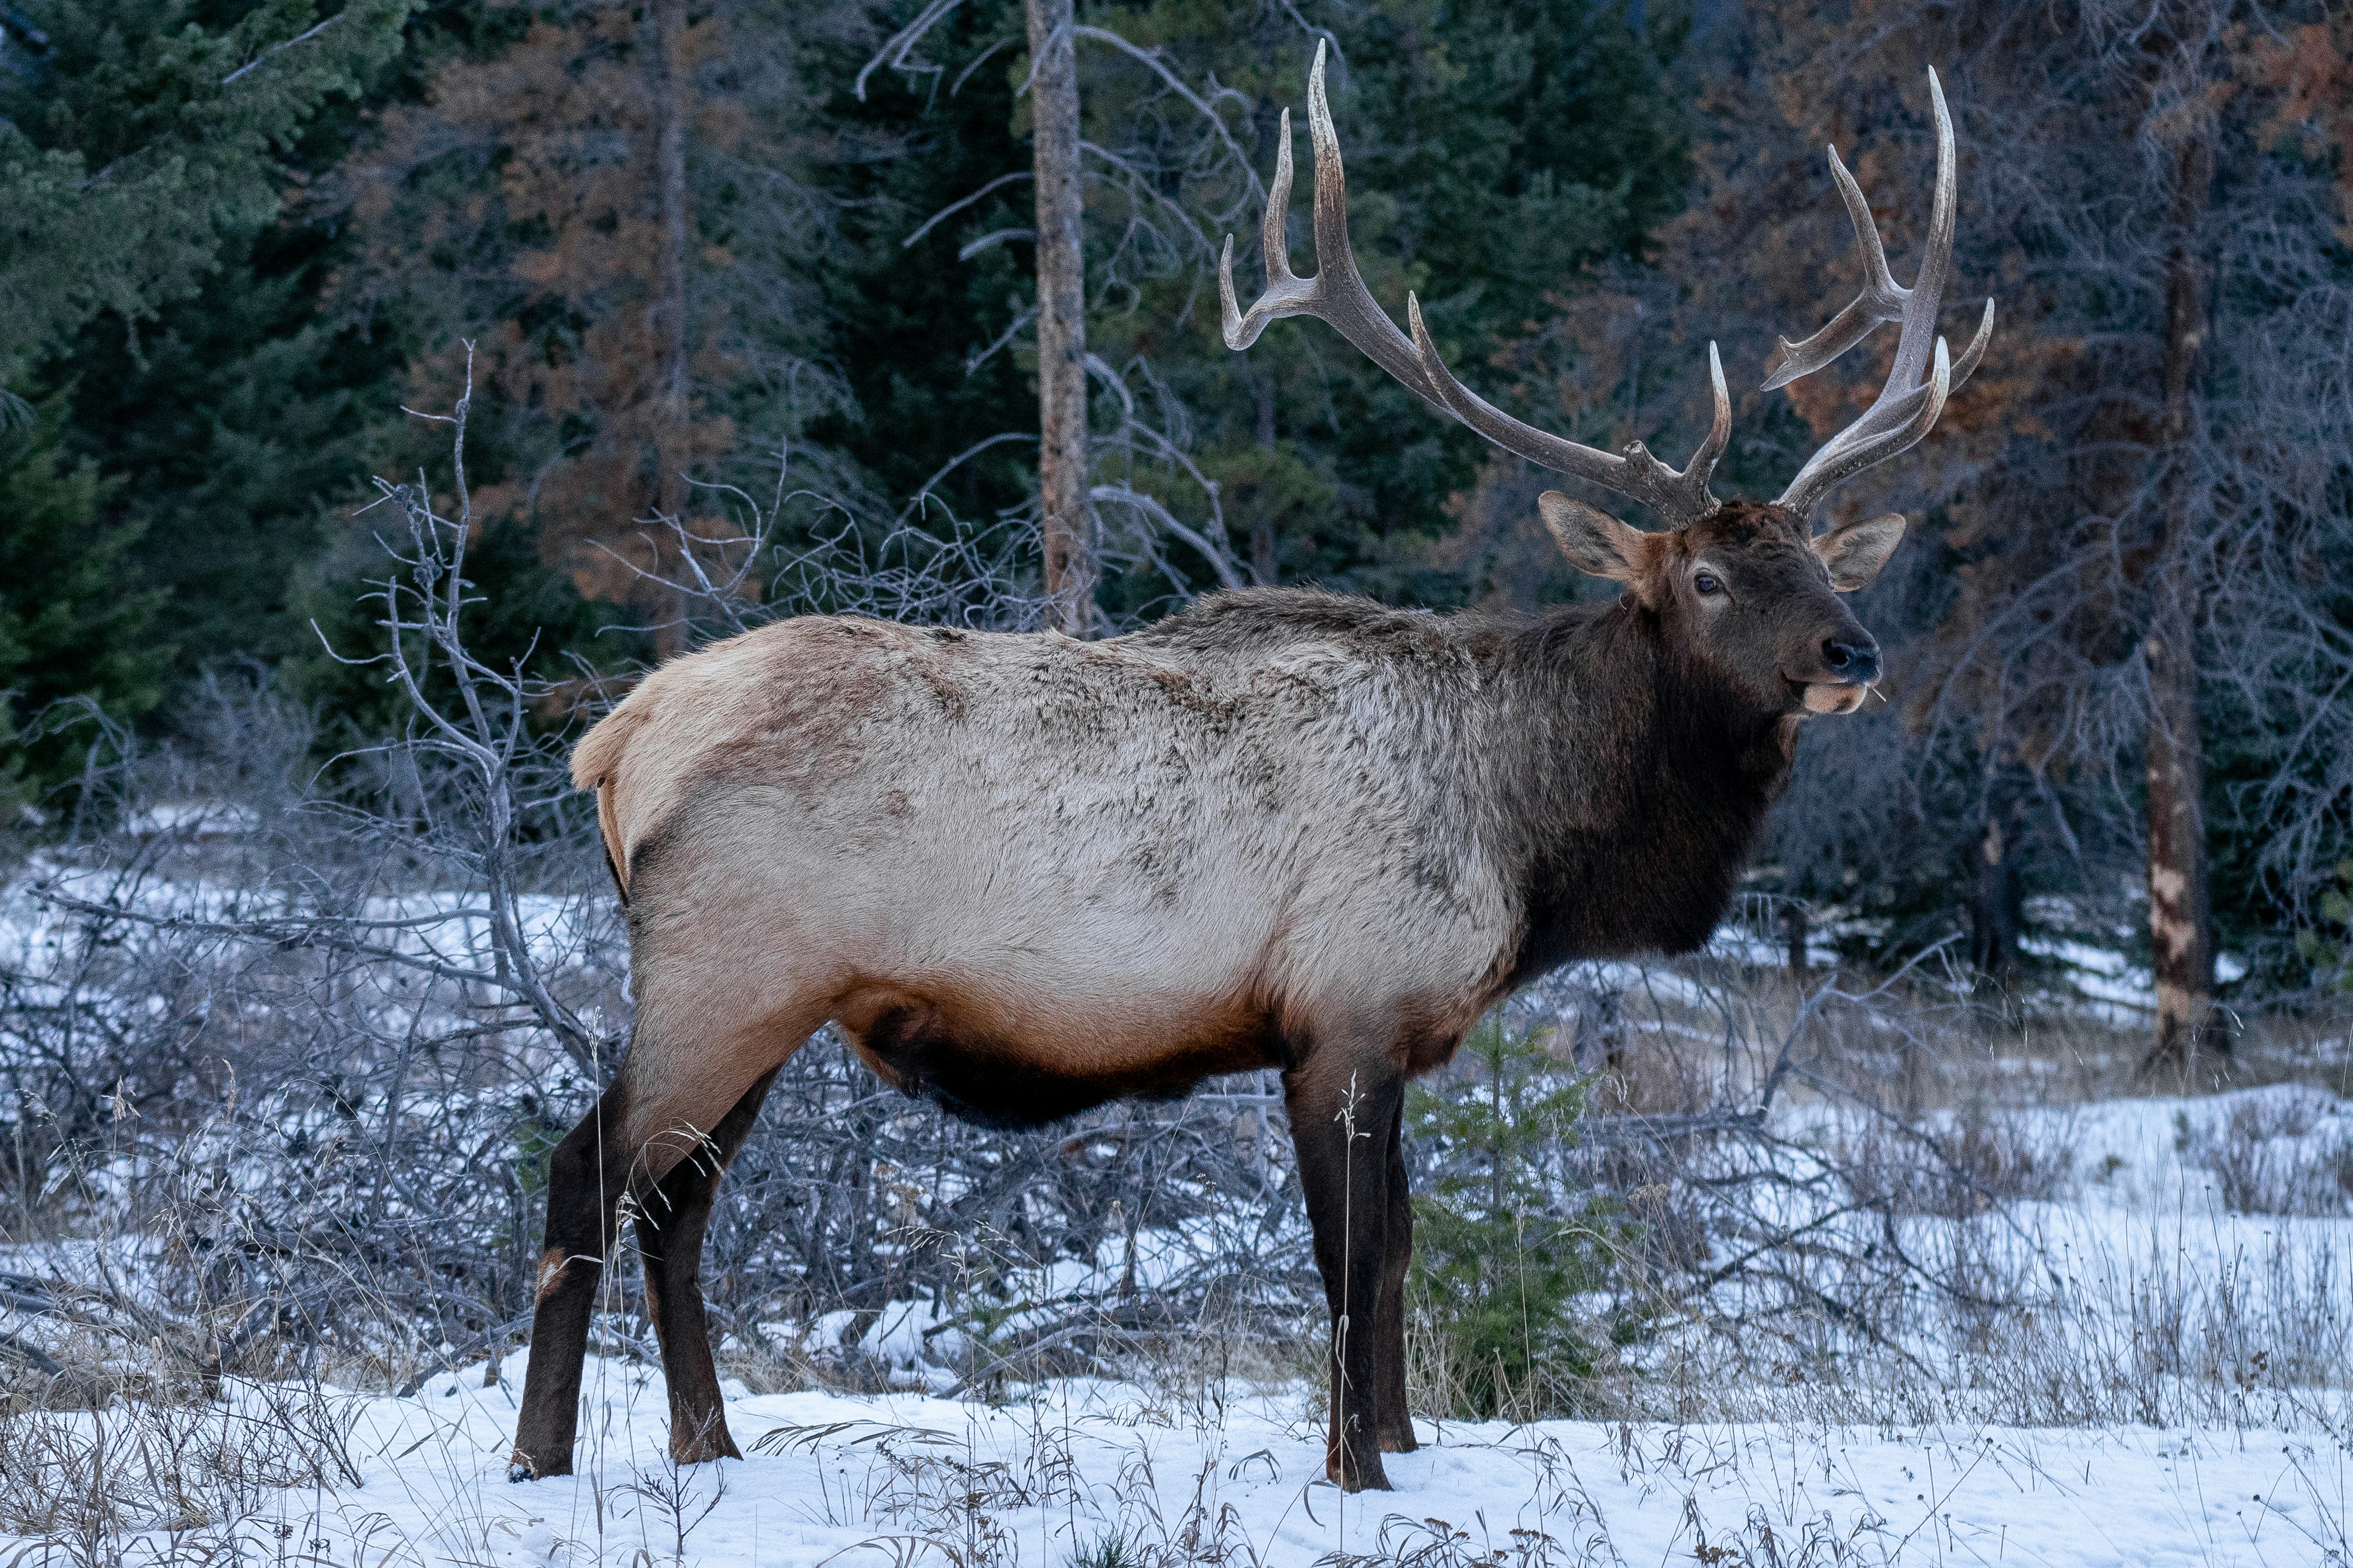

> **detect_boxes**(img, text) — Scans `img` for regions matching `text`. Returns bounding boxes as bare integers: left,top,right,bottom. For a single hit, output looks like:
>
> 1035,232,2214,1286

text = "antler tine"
1759,147,1905,391
1786,337,1952,513
1221,43,1731,527
1220,106,1317,353
1220,43,1435,403
1771,67,1997,520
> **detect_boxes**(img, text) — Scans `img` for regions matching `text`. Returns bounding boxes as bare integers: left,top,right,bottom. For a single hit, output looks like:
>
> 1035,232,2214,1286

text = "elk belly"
833,980,1278,1130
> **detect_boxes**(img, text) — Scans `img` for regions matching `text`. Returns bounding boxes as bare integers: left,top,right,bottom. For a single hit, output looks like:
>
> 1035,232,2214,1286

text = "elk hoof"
667,1414,742,1466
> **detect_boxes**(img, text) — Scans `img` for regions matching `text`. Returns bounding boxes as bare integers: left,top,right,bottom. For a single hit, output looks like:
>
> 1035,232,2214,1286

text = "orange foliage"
341,6,737,609
2247,18,2353,239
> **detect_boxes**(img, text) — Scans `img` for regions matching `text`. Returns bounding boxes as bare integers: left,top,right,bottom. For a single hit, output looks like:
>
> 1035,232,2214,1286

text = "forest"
8,0,2351,1029
5,1,2353,1562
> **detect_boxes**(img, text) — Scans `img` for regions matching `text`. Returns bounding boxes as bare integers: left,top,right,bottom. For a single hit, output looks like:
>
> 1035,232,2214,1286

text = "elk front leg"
636,1068,779,1466
1373,1094,1417,1454
1286,1053,1400,1492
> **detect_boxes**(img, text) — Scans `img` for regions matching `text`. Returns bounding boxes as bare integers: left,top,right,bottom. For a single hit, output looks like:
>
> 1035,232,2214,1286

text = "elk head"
1219,44,1994,718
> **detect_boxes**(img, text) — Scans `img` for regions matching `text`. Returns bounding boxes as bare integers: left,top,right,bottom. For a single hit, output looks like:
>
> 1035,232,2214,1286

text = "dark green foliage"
803,0,1695,614
1076,0,1697,602
4,0,1698,738
2,0,414,690
805,0,1041,530
53,222,410,675
0,0,412,388
0,412,172,808
1405,1020,1638,1419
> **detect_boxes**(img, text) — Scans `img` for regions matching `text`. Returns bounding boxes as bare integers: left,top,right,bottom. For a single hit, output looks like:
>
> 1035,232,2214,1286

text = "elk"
508,48,1992,1492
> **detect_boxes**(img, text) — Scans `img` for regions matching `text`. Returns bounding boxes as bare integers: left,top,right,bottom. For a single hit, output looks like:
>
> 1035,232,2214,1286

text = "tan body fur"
581,607,1526,1149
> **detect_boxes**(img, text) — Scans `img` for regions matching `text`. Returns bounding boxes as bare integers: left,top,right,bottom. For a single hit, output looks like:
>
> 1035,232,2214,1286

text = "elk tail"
571,704,647,905
593,778,628,906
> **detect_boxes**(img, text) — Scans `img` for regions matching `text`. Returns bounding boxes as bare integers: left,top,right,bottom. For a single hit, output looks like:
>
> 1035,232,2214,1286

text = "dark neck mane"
1130,586,1800,982
1496,598,1797,984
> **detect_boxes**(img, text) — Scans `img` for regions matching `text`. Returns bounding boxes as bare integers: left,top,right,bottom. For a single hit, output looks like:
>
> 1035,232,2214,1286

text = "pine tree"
335,0,852,627
0,412,171,809
0,1,409,395
834,0,1697,619
1404,1021,1633,1420
2,1,413,681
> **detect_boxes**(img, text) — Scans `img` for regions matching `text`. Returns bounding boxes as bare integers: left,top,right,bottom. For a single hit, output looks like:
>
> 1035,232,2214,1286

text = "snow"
6,880,2346,1566
123,801,260,839
10,1095,2353,1562
170,1361,2349,1565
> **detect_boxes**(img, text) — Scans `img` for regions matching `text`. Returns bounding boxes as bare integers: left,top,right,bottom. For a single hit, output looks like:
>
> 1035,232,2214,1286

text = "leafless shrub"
1832,1103,2076,1221
2178,1093,2353,1218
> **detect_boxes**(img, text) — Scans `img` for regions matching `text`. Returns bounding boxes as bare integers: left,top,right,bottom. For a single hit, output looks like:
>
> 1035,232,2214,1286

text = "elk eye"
1694,570,1723,595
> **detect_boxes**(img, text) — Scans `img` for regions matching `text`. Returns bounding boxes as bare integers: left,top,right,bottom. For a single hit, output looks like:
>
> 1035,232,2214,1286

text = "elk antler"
1766,68,1995,521
1219,41,1731,529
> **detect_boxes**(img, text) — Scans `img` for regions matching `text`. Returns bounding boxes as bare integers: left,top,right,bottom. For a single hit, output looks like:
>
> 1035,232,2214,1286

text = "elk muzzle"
1790,624,1881,715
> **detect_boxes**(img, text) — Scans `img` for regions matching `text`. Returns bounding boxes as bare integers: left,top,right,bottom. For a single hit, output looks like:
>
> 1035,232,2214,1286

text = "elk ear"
1811,513,1907,591
1539,493,1652,583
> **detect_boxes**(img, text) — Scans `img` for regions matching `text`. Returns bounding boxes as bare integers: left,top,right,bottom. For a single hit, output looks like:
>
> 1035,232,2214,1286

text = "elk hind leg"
512,1015,809,1480
637,1066,780,1465
511,1085,636,1481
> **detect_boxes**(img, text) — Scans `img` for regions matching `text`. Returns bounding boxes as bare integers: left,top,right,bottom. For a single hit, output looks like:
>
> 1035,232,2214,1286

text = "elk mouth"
1784,674,1872,715
1799,680,1870,715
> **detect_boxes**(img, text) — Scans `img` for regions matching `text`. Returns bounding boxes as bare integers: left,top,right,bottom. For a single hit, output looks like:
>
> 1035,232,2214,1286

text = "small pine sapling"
1404,1019,1642,1420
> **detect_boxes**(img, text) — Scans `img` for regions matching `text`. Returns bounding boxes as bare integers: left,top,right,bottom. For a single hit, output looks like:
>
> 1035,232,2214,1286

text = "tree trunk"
1970,774,2024,981
650,0,693,658
2143,130,2219,1080
1025,0,1096,636
1250,372,1278,585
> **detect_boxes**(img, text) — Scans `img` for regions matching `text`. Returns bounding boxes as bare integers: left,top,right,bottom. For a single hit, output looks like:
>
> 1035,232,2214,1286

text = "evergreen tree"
334,0,856,629
0,412,172,808
829,0,1696,617
54,220,410,673
0,0,410,395
1405,1020,1635,1419
1,0,413,680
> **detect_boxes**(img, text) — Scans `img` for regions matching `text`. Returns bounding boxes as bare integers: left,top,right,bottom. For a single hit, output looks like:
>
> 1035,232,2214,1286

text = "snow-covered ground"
166,1359,2353,1566
10,1089,2353,1565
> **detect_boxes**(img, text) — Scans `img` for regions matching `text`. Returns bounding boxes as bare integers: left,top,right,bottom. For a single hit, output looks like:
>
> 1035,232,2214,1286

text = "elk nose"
1821,637,1881,684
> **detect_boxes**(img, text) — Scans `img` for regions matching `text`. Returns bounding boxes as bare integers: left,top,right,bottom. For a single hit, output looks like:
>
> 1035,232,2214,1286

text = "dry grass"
2177,1093,2353,1217
0,1364,360,1567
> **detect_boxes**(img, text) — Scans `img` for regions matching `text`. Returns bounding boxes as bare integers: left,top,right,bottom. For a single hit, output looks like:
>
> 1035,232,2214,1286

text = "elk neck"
1492,593,1800,987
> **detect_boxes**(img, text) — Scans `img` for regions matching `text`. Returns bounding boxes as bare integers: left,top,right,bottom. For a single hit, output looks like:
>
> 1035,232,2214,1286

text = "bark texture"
2145,129,2219,1078
650,0,693,657
1970,774,2023,981
1025,0,1098,635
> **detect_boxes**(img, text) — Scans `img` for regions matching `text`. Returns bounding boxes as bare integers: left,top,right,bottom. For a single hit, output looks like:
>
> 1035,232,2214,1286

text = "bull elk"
509,48,1992,1492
